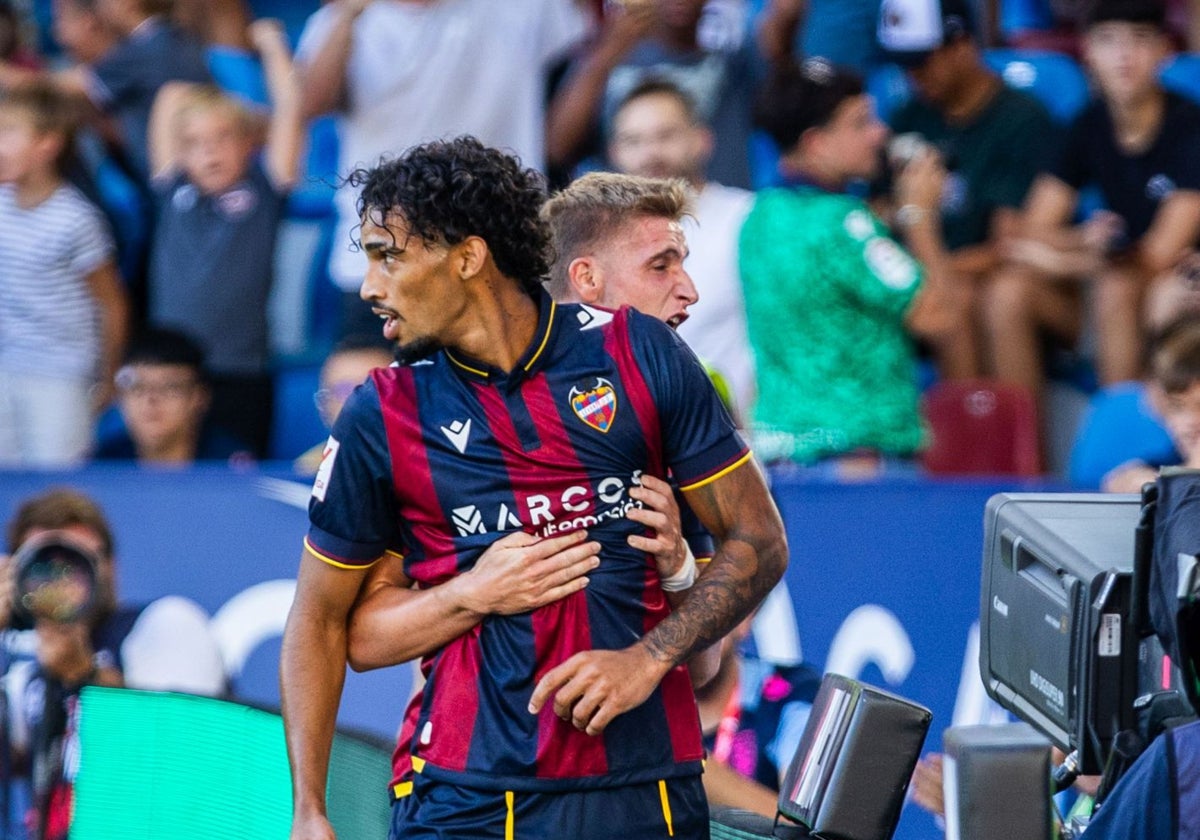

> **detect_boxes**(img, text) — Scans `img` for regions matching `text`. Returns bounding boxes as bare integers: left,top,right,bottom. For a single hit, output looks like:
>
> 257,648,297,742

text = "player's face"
818,95,889,181
359,210,463,360
1155,381,1200,465
590,215,697,327
116,362,209,457
1083,22,1168,107
178,106,256,195
609,93,709,181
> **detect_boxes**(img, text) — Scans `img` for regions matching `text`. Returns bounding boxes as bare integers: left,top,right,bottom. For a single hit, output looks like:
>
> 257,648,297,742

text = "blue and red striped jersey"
306,294,750,792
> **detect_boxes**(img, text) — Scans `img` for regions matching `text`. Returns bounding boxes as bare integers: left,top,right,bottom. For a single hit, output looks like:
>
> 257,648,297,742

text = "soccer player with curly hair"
280,137,787,840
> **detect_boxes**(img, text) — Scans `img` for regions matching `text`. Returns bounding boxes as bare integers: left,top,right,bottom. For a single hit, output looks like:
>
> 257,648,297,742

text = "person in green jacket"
739,59,962,474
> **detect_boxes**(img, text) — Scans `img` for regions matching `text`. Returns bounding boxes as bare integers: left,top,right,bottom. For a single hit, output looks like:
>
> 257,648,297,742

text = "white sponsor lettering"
452,506,485,537
562,485,588,512
311,437,339,502
527,495,553,526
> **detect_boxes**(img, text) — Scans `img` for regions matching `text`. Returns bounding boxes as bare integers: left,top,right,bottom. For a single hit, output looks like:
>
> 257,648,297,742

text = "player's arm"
530,456,787,735
281,547,372,840
296,0,370,120
345,530,602,671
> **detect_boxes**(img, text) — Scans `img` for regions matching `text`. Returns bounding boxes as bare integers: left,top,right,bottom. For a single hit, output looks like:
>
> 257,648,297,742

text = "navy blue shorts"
392,774,709,840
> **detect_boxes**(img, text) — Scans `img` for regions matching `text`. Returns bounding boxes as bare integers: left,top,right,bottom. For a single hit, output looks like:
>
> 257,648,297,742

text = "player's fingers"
524,529,591,559
623,506,667,530
637,473,673,496
551,675,589,721
570,688,604,731
531,542,600,578
628,483,671,512
493,530,542,549
531,576,591,608
528,657,582,714
584,701,620,736
626,534,668,554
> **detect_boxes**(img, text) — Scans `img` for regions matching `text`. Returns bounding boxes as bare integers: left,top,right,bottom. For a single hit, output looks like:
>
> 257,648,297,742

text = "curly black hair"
349,137,551,297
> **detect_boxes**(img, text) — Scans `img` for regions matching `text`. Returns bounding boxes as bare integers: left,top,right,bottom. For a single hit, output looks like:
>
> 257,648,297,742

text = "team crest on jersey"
569,378,617,433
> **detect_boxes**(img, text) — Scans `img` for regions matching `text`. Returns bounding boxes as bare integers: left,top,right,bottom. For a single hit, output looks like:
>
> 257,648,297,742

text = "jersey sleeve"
305,379,400,568
69,196,115,277
624,309,750,490
842,209,924,319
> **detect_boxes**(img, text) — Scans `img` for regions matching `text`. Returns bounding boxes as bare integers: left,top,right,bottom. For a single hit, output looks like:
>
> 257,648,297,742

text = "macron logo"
441,419,471,454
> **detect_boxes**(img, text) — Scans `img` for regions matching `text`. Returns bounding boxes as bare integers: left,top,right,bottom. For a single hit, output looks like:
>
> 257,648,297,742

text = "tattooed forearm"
642,461,788,666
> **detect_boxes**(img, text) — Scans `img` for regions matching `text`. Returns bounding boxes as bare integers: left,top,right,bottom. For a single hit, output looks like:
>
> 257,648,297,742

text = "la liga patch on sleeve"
312,437,340,502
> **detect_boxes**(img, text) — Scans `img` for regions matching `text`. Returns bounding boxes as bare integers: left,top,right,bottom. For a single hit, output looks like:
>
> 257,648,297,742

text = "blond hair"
540,172,693,298
172,84,258,139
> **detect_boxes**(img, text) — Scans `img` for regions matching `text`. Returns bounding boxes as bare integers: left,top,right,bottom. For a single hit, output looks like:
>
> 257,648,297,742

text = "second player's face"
591,215,697,327
359,211,464,359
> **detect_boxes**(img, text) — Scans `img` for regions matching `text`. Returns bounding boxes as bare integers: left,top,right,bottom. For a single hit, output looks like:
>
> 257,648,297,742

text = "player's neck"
451,275,542,373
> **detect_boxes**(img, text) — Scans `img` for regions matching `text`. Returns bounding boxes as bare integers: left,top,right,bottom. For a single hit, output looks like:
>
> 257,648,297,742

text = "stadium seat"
268,361,326,461
982,48,1090,124
1160,53,1200,106
921,379,1042,476
1067,381,1178,488
867,62,914,123
206,45,270,107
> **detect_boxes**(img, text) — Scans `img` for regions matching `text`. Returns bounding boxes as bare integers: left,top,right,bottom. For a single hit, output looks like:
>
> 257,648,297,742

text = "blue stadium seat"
269,361,326,461
1067,382,1178,488
247,0,321,47
206,45,270,107
1160,53,1200,105
867,62,914,123
982,48,1090,124
288,116,339,221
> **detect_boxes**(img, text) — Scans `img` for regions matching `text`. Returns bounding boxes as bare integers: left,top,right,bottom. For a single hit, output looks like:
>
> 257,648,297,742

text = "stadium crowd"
0,0,1198,837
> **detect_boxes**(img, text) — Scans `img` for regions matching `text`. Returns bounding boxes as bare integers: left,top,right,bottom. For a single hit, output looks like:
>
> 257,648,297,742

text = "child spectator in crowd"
985,0,1200,399
1100,317,1200,492
95,327,252,465
0,82,127,467
144,18,302,457
739,60,960,476
294,335,394,475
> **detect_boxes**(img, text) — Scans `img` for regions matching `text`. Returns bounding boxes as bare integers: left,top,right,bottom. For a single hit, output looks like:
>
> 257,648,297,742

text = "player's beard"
395,336,442,365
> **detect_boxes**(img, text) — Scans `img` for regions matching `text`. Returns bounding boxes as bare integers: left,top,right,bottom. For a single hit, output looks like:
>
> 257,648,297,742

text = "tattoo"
641,469,787,666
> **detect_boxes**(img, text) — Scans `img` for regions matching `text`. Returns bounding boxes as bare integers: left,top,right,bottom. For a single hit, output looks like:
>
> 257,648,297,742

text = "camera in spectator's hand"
11,535,99,625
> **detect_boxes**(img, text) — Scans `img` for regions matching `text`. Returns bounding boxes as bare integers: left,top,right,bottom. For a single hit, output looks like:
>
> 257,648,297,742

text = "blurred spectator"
143,19,302,457
739,60,958,475
294,335,394,475
0,0,40,69
94,328,253,465
607,78,755,420
0,82,128,468
879,0,1058,379
696,615,821,817
50,0,118,67
1101,317,1200,492
0,0,213,184
548,0,799,190
0,488,225,839
985,0,1200,399
295,0,590,338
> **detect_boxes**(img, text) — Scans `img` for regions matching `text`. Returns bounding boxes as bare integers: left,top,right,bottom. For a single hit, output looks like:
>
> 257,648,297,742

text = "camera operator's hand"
894,149,946,218
34,620,119,688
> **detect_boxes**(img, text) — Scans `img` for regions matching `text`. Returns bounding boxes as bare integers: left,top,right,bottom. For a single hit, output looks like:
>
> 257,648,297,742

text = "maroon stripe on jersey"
607,312,704,763
474,377,609,778
603,310,663,476
374,368,457,584
423,630,483,772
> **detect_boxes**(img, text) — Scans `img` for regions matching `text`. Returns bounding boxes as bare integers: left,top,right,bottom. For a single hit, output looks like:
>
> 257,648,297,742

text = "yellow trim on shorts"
677,451,752,492
505,790,515,840
658,779,674,837
392,781,413,799
411,757,426,773
303,538,381,570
